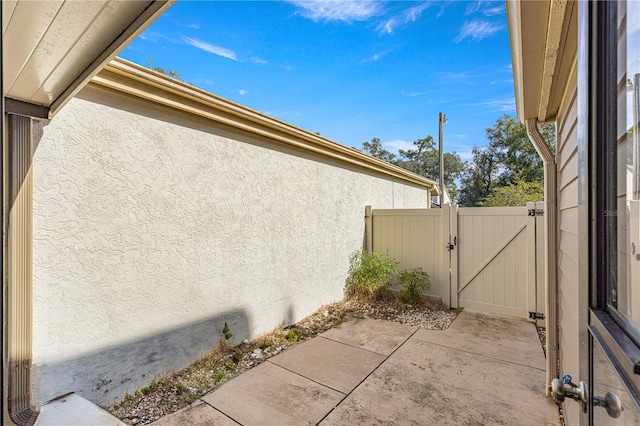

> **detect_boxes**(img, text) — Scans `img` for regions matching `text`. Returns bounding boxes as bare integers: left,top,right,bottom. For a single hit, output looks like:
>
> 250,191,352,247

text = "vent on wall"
7,114,39,425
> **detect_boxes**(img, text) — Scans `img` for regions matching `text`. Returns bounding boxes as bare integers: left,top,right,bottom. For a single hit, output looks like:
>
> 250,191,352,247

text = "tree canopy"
360,114,554,207
457,114,555,206
480,180,544,207
361,135,465,198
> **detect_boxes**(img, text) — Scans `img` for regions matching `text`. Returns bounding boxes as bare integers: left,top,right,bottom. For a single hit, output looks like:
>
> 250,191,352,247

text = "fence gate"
369,202,545,322
452,203,544,322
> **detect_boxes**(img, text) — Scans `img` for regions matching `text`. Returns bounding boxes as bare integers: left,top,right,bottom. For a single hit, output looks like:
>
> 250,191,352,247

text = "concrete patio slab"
321,337,558,426
151,401,238,426
202,361,343,426
35,393,125,426
412,311,546,370
267,336,386,393
150,311,559,426
320,317,418,355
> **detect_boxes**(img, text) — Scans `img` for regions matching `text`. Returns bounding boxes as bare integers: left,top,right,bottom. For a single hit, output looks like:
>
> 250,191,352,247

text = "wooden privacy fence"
365,202,545,321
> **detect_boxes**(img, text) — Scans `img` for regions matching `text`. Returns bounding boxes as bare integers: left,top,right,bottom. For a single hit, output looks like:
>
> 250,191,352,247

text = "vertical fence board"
371,206,537,318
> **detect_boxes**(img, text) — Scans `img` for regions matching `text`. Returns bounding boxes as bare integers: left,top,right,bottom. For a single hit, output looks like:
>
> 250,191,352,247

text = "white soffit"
507,0,551,122
2,0,173,118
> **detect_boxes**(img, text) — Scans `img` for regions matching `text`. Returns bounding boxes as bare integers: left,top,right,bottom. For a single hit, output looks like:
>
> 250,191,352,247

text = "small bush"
398,267,431,303
345,249,398,301
259,342,271,350
175,383,188,395
285,330,299,342
222,323,233,340
231,351,244,363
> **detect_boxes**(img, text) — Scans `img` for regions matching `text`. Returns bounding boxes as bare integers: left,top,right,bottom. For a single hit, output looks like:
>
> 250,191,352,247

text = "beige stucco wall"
31,84,429,406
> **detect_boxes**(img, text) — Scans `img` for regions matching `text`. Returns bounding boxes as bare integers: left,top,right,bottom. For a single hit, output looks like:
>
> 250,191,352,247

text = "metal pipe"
633,74,639,199
439,112,447,204
1,2,6,422
526,118,559,397
7,114,38,426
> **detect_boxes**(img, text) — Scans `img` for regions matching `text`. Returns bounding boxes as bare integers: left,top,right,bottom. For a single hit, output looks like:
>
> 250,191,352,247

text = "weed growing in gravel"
231,351,243,363
222,322,233,340
285,330,299,342
398,267,431,303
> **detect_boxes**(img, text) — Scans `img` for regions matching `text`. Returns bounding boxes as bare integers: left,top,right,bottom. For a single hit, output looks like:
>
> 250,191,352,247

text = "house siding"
30,84,430,406
555,60,581,425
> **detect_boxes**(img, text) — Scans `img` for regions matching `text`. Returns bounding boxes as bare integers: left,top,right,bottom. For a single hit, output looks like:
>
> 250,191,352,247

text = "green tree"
480,180,544,207
457,145,501,206
361,137,396,163
394,136,465,198
488,114,555,184
457,114,555,206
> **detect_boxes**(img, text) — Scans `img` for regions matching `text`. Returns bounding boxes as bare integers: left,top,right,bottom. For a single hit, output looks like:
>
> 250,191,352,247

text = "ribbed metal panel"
7,114,39,425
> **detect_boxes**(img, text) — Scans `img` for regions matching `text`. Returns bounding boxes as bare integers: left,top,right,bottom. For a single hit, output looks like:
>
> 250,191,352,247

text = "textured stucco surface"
31,85,428,406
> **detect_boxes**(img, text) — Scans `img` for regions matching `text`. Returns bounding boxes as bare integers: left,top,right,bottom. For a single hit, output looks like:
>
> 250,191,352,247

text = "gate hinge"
528,209,544,217
529,311,545,320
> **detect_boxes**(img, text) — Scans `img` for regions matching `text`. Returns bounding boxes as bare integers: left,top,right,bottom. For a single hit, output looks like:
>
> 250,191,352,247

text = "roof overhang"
507,0,577,123
2,0,174,119
91,58,440,196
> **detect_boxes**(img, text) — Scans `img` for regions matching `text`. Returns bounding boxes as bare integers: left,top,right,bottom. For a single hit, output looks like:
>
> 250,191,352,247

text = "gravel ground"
108,298,459,425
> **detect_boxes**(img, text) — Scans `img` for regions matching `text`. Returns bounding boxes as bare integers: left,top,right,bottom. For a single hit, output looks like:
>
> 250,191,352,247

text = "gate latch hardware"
528,209,544,216
529,311,545,320
551,377,623,418
447,242,455,251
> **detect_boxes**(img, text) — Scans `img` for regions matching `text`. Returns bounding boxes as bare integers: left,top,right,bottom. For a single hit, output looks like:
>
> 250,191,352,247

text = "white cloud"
403,90,432,97
193,78,214,87
250,57,268,64
404,2,432,23
280,64,294,71
361,53,381,63
383,139,415,154
473,98,516,112
464,1,504,17
465,1,482,15
445,141,474,162
435,71,473,84
377,18,397,35
288,0,382,22
183,36,238,61
361,51,390,63
187,23,201,29
483,5,505,16
238,89,247,96
454,20,503,43
454,147,475,162
377,1,432,35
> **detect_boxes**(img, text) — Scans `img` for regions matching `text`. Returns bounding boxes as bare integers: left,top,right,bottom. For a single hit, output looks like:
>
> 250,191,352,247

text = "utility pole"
439,112,447,204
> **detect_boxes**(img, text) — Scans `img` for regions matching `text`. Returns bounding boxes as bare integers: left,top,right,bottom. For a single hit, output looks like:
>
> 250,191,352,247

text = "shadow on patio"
153,311,559,426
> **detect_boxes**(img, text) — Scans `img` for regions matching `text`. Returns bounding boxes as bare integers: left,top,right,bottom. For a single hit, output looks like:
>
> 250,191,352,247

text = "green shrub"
398,267,431,303
345,249,398,301
175,383,188,395
222,323,233,340
231,351,244,363
285,330,299,342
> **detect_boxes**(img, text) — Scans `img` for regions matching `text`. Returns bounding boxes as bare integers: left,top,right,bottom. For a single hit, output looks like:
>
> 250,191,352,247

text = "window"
589,0,640,408
615,0,640,334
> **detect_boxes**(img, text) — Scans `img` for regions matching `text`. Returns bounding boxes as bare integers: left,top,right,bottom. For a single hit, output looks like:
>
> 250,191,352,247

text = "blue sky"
120,0,515,162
